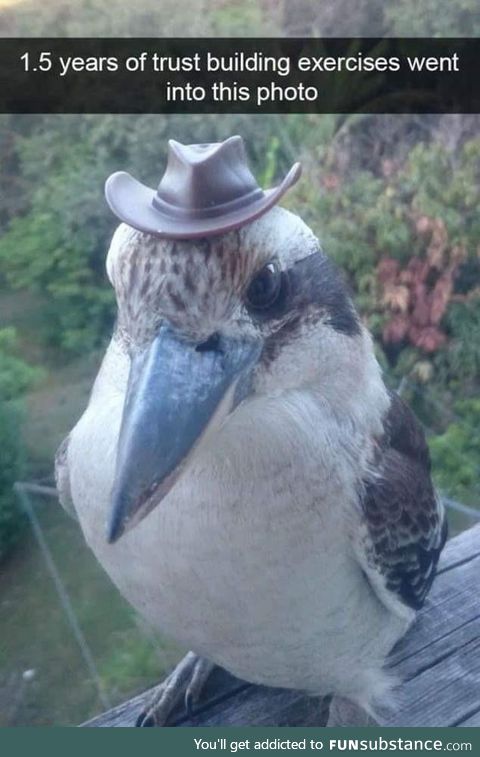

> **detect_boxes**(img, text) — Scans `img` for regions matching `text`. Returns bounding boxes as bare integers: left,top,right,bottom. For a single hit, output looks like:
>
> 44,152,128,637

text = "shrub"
385,0,480,36
0,328,42,561
298,137,480,386
0,401,25,561
429,399,480,506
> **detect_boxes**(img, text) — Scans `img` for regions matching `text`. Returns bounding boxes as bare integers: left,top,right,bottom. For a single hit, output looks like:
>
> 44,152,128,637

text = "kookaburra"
55,137,447,727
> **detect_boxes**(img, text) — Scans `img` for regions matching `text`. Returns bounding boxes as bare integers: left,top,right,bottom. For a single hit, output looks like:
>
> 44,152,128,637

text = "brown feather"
362,392,447,611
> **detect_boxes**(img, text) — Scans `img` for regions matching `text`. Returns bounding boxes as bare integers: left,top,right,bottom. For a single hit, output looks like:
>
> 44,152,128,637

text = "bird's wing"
354,391,447,617
54,433,77,520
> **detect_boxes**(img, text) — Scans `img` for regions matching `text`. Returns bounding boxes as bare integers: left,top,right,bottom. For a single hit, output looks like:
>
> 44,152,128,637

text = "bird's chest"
69,391,368,690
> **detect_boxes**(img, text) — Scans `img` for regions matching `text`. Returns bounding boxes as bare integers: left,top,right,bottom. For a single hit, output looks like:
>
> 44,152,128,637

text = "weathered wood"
84,668,330,728
85,524,480,728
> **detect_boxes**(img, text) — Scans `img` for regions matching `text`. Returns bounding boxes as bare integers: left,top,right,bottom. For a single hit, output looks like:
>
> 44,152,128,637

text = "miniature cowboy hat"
105,135,302,239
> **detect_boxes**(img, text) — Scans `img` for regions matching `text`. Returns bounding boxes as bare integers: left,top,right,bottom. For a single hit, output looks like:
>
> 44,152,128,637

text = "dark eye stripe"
260,251,361,365
286,252,360,337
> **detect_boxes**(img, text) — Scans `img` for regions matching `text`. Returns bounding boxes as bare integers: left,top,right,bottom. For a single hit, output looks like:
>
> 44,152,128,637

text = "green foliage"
0,0,211,37
0,113,341,354
0,132,117,353
210,0,275,36
0,401,25,561
0,327,43,400
3,0,478,38
385,0,480,36
429,399,480,505
435,298,480,388
0,328,41,561
406,141,480,245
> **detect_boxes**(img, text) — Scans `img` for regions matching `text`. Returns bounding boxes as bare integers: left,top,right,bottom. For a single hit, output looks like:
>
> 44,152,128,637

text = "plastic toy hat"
105,135,302,239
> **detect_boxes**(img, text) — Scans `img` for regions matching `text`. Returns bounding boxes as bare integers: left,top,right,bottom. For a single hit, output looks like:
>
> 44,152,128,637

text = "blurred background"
0,0,479,727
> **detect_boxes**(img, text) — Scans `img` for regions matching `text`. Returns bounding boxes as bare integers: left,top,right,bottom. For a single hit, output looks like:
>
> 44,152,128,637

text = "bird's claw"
135,652,214,727
136,711,155,727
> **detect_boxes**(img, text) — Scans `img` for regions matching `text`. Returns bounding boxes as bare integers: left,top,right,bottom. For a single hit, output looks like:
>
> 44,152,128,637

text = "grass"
0,495,182,725
23,352,99,475
0,285,101,474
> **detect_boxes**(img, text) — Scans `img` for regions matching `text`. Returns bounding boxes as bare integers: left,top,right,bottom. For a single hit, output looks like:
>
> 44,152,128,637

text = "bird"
55,137,447,727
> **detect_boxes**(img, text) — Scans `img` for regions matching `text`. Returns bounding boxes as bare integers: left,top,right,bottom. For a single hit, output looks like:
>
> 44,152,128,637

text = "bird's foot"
136,652,214,727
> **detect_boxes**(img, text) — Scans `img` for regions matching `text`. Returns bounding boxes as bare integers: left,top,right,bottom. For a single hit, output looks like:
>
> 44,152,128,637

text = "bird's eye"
245,261,283,313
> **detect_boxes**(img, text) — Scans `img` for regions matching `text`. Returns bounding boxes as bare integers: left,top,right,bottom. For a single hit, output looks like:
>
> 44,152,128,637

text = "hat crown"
104,135,301,239
154,136,263,218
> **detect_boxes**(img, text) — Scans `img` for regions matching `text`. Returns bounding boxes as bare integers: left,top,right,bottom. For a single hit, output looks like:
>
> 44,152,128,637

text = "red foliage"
322,173,341,191
377,216,465,353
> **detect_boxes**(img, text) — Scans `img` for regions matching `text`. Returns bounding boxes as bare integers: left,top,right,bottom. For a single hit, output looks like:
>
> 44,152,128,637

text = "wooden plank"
85,524,480,728
86,667,329,728
86,669,246,728
175,685,329,728
378,534,480,727
381,636,480,727
436,523,480,573
389,557,480,673
458,709,480,728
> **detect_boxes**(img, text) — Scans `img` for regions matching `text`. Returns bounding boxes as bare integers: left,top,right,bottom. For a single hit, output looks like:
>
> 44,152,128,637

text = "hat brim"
105,163,302,240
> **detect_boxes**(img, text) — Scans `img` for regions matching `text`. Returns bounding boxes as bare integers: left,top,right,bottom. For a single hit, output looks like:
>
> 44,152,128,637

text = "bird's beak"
107,324,261,543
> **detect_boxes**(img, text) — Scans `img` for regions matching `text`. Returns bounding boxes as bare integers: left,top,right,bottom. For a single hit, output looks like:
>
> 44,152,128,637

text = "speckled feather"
360,392,447,613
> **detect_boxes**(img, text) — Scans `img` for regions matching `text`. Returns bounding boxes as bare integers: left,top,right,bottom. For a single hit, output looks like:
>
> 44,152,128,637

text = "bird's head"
106,207,368,542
